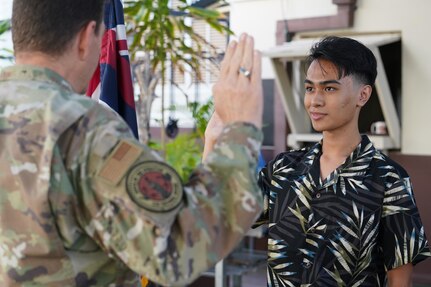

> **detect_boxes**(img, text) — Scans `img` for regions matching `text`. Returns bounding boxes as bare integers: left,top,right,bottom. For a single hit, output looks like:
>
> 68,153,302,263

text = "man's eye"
325,87,336,92
305,87,313,92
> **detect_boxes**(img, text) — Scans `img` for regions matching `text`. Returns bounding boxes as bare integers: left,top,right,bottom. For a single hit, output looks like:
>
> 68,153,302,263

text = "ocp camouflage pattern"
0,65,264,286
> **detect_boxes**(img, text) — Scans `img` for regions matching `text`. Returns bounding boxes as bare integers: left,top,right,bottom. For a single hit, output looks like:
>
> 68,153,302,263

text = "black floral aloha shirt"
255,135,431,286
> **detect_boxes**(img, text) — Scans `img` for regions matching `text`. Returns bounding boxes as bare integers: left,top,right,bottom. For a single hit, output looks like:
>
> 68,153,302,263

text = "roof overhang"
263,33,401,60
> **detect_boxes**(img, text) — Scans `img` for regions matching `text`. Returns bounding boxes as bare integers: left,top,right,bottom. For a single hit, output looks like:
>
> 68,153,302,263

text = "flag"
87,0,139,139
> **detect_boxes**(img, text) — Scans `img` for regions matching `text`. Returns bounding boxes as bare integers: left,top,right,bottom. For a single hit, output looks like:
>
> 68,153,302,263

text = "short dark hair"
306,36,377,86
12,0,105,56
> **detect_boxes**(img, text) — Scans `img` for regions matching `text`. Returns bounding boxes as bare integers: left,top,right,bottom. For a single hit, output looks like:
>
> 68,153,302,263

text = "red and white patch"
126,161,183,212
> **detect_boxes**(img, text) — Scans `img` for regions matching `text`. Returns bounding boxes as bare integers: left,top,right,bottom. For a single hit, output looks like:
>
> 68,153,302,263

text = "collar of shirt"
298,135,377,192
0,65,74,93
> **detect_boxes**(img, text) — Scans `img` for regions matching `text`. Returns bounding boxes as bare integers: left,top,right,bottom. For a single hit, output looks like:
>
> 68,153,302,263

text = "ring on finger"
239,66,252,78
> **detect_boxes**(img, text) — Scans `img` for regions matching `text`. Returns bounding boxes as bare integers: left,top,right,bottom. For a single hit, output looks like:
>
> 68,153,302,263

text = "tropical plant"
0,19,10,35
149,99,213,181
123,0,231,148
0,19,13,61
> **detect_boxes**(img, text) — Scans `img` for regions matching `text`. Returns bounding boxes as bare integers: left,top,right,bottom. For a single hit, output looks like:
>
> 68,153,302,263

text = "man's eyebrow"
304,79,341,85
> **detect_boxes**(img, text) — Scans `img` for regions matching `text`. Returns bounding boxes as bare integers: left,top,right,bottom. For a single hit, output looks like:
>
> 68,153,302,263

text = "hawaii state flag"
86,0,139,139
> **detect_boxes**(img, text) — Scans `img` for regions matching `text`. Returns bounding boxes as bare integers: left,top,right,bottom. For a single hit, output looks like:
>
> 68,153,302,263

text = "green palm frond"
328,243,352,274
394,234,404,266
381,171,400,179
336,235,357,258
294,176,315,193
273,262,293,270
275,167,295,174
271,179,283,190
324,266,344,287
268,238,288,263
356,243,374,271
351,276,367,287
391,227,431,268
305,238,319,248
347,178,368,192
278,276,296,287
273,157,285,170
268,265,296,287
268,238,287,251
292,186,311,209
273,174,290,181
382,205,409,217
330,203,380,284
289,204,308,232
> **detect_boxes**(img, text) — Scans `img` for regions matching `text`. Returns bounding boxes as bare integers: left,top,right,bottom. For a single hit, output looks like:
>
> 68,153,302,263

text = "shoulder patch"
99,140,142,185
126,161,183,212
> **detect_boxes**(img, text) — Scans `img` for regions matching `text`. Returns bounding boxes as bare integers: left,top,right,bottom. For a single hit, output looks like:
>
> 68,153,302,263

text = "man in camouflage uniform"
0,0,264,286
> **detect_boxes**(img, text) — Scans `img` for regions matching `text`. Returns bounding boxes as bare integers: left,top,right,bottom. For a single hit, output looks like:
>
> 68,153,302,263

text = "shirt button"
316,193,321,199
304,262,312,269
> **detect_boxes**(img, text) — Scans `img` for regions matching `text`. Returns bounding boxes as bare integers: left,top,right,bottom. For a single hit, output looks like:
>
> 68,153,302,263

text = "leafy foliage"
188,99,213,140
150,99,214,181
164,133,202,181
124,0,231,80
0,19,10,35
0,19,13,61
123,0,230,149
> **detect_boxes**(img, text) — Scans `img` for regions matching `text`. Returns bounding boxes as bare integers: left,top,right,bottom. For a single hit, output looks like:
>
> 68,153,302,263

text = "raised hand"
212,33,263,129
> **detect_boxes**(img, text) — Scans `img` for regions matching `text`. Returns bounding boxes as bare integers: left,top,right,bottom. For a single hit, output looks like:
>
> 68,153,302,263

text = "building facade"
227,0,431,283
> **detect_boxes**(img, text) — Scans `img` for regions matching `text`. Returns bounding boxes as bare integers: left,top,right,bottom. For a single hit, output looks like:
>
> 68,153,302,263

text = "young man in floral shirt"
205,36,430,286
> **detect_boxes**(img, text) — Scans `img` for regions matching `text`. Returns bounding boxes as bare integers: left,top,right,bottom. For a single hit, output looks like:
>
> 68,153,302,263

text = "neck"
321,126,362,159
15,52,80,93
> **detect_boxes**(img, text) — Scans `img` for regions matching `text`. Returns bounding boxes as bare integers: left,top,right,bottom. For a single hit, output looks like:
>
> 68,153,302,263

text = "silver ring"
239,66,251,78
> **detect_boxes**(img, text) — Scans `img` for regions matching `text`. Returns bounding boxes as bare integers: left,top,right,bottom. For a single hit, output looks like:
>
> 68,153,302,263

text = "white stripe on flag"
90,82,101,101
119,50,129,57
114,24,127,41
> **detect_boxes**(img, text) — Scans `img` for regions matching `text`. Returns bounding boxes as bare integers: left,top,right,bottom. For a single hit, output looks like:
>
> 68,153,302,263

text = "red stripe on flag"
118,56,135,108
117,39,129,52
86,64,101,97
100,30,117,66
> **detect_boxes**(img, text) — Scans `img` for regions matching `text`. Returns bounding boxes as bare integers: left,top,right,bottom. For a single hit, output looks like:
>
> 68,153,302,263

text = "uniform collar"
0,65,74,92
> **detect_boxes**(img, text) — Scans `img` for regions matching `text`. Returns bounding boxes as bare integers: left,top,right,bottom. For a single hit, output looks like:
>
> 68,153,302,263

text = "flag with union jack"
86,0,139,139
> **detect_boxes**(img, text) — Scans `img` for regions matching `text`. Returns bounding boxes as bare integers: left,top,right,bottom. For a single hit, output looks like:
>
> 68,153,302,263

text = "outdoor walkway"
241,264,266,287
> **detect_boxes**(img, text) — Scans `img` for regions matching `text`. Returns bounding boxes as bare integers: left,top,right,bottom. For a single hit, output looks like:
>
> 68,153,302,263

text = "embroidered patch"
126,161,183,212
99,140,142,185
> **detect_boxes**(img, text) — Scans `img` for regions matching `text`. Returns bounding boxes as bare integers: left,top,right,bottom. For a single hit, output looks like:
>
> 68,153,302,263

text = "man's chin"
311,125,325,133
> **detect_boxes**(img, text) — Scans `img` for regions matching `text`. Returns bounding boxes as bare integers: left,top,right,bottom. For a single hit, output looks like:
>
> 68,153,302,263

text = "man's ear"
357,85,372,107
77,21,98,61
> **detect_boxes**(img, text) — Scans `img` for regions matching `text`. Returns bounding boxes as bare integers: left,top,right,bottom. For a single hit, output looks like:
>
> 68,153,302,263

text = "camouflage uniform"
0,65,263,286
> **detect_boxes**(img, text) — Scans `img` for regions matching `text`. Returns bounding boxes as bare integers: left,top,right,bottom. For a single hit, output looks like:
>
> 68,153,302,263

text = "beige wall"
352,0,431,155
229,0,336,78
229,0,431,155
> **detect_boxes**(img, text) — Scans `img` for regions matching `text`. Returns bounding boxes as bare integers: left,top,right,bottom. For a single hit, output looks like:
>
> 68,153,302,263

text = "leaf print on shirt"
326,201,379,285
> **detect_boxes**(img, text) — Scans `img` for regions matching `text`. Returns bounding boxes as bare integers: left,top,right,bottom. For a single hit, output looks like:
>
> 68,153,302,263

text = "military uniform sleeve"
381,176,431,270
62,105,264,286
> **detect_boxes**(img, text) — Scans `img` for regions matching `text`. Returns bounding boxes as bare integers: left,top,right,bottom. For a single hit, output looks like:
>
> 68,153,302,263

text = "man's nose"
311,91,324,106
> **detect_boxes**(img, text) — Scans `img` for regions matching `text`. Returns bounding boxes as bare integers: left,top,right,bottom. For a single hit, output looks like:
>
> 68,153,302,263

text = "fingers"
212,33,262,129
251,50,262,86
220,33,256,81
228,33,247,79
239,36,254,74
220,41,236,77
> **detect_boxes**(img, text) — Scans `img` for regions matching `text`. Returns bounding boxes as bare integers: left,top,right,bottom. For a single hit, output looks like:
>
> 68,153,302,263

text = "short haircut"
306,36,377,86
12,0,105,56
